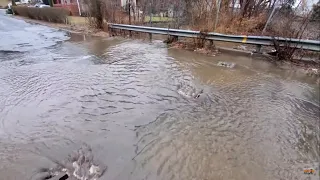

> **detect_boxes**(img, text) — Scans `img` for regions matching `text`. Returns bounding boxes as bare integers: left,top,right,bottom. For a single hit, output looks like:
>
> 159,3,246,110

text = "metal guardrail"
109,23,320,51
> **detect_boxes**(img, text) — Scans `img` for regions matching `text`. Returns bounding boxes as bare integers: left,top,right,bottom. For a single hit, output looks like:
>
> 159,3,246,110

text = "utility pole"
128,0,131,25
149,0,152,26
128,0,132,36
214,0,222,31
11,0,16,15
262,4,278,35
76,0,82,16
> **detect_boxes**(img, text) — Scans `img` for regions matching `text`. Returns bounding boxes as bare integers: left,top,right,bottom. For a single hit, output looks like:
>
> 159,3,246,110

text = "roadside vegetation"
7,0,319,64
12,6,69,23
79,0,318,62
311,1,320,21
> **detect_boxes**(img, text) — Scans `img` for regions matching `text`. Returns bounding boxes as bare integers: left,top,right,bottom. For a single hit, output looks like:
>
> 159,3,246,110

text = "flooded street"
0,10,319,180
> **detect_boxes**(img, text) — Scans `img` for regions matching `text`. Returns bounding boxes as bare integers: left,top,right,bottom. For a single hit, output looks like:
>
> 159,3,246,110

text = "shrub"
83,0,104,29
12,6,70,23
216,13,267,35
268,15,310,61
311,1,320,21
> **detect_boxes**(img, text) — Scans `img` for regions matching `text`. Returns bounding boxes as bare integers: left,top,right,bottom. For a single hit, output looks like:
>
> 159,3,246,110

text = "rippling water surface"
0,11,319,180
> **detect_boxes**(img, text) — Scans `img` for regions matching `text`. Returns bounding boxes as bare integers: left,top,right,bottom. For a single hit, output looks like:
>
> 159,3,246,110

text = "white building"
120,0,137,7
19,0,29,3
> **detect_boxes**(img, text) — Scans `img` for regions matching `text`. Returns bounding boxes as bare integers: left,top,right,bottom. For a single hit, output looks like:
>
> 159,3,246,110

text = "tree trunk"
95,0,103,29
11,0,16,6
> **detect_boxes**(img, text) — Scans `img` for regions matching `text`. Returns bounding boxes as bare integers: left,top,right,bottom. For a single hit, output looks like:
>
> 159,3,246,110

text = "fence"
53,3,79,16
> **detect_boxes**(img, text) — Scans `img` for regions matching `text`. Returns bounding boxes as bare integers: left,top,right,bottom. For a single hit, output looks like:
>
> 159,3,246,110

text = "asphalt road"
0,9,68,52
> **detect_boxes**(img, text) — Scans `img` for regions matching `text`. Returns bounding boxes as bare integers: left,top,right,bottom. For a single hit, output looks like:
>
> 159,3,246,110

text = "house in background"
53,0,81,16
119,0,143,20
51,0,142,18
120,0,138,7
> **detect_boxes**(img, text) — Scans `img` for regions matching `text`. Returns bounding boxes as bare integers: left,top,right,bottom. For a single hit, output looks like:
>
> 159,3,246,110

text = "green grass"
144,16,174,23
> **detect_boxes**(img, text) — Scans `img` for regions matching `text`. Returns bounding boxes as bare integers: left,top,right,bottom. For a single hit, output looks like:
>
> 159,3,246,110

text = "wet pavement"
0,10,319,180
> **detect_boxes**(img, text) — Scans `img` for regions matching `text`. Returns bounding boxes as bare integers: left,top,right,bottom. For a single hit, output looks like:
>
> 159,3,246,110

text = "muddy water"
0,12,319,180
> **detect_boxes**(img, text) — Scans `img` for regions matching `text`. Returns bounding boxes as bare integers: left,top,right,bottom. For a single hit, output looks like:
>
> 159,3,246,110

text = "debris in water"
34,144,107,180
236,45,247,51
217,61,236,68
177,83,203,99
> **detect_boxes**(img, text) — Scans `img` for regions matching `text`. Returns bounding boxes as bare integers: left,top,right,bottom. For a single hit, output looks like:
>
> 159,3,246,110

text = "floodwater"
0,10,319,180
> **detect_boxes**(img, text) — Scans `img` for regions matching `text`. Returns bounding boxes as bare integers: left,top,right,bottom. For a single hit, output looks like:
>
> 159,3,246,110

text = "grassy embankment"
0,0,8,8
11,7,108,36
67,16,86,25
144,16,173,23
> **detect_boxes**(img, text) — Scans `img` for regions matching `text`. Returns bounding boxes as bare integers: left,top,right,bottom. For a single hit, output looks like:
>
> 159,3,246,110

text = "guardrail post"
149,33,152,41
164,35,178,44
173,36,178,42
256,45,262,53
209,40,214,48
108,25,112,37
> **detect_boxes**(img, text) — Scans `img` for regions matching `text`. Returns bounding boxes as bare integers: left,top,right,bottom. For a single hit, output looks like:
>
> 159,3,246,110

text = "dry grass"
12,6,70,23
67,16,87,25
144,16,173,22
0,0,8,8
183,9,267,35
106,10,130,24
215,14,267,35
